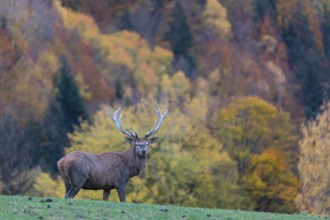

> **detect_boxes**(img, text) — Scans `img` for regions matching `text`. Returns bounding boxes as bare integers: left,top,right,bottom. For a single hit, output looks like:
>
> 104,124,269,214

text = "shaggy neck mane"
123,146,147,177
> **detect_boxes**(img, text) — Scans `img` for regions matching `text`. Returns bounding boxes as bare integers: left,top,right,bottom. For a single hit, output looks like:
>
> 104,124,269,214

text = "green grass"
0,195,328,220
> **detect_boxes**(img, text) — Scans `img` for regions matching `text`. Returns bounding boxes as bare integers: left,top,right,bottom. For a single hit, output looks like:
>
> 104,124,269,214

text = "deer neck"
124,147,147,177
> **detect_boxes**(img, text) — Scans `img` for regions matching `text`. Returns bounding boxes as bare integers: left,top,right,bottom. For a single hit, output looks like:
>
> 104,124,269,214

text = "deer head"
109,107,167,157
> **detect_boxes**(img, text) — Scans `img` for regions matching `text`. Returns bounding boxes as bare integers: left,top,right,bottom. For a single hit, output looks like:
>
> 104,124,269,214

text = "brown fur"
57,144,147,202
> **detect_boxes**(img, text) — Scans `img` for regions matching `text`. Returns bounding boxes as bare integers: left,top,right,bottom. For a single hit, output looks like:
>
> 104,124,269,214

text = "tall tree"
214,96,297,175
281,1,326,119
254,0,276,23
55,58,87,132
320,2,330,100
0,115,36,195
322,2,330,61
39,99,69,173
294,52,324,119
296,102,330,215
119,8,135,31
214,96,299,212
163,1,195,73
243,149,298,213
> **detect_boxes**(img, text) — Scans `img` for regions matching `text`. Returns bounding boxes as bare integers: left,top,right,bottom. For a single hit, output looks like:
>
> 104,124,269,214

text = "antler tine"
144,106,168,138
109,107,137,138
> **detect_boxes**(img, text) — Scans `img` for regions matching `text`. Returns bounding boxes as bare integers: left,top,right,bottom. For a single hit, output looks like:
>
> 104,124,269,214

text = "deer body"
57,107,167,202
58,148,146,201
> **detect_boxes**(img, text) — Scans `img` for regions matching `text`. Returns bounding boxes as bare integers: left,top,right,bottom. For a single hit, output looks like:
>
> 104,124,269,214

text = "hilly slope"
0,195,326,220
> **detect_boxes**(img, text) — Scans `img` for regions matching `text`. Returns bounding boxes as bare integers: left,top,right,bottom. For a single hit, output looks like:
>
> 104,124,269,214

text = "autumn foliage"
1,0,330,215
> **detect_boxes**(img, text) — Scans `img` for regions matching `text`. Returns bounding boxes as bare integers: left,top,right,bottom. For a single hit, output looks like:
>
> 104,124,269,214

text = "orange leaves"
244,148,299,212
55,1,172,101
250,149,287,176
214,96,299,211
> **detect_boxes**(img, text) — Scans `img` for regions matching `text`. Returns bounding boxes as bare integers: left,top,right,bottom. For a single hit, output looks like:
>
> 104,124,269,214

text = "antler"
144,107,168,138
109,107,138,139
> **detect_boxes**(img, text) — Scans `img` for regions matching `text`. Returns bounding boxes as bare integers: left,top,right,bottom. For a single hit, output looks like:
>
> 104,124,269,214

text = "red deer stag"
57,107,167,202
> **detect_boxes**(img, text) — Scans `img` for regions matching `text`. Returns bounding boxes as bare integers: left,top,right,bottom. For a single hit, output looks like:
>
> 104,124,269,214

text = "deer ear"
148,137,158,144
125,137,135,144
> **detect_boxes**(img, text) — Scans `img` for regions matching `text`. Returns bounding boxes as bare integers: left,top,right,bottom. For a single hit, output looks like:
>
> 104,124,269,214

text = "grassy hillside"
0,195,326,220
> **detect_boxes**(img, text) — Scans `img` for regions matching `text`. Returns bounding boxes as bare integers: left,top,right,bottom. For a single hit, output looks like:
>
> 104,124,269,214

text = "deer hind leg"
65,169,87,199
65,184,83,199
63,176,71,195
65,177,86,199
103,189,111,201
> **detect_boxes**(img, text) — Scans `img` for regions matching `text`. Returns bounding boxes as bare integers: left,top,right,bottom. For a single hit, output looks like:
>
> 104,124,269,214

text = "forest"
0,0,330,215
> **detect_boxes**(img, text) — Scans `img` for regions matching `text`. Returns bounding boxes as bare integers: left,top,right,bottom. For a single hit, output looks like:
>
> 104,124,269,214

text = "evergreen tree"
115,79,123,99
282,3,312,65
163,1,195,71
119,8,135,31
281,2,326,119
0,115,36,194
321,3,330,100
30,58,89,174
155,0,165,8
56,58,87,132
41,98,69,173
25,101,68,174
254,0,276,22
294,52,324,119
322,2,330,60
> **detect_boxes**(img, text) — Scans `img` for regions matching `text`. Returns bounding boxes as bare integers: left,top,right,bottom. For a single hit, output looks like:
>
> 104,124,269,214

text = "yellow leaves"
220,96,277,120
68,108,126,154
160,71,191,106
172,71,191,95
74,74,92,101
101,30,172,80
250,149,287,171
99,32,136,69
261,35,278,53
36,50,60,77
102,31,172,95
214,96,298,211
215,96,295,154
203,0,232,39
296,102,330,214
31,172,64,198
243,148,299,211
55,1,173,98
54,0,99,40
4,55,55,122
217,96,276,140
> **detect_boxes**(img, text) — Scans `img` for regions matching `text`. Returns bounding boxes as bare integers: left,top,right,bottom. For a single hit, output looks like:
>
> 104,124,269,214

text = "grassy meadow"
0,195,327,220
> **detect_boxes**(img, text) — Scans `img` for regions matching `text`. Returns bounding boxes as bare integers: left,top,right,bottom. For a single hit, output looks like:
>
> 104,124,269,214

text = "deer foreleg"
103,189,111,201
116,186,126,202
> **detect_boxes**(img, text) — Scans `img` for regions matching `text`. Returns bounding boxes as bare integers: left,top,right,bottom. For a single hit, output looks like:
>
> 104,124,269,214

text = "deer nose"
141,149,147,155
